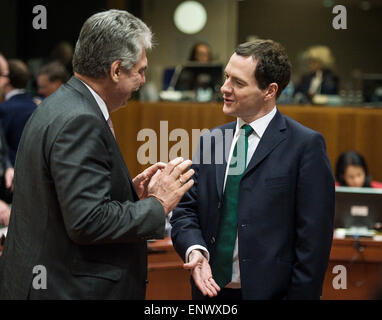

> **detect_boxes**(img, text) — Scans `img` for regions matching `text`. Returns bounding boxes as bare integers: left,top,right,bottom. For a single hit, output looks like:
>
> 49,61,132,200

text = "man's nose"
221,80,232,94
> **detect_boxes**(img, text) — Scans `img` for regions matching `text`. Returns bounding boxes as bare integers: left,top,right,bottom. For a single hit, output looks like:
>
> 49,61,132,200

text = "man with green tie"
170,39,335,300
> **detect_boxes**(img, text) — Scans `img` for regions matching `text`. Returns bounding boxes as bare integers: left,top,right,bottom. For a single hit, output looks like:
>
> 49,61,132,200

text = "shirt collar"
79,79,110,121
236,106,277,138
5,89,26,101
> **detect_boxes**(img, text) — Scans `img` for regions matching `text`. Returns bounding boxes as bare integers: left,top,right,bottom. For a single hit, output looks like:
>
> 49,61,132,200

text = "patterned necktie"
211,124,253,288
107,117,116,139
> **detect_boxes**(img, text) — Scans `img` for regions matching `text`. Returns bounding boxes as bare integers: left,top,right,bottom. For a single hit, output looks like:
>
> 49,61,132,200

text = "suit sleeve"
170,136,208,262
287,132,335,299
50,114,165,245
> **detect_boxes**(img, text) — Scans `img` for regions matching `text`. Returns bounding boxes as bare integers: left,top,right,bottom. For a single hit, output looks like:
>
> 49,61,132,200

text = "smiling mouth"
224,97,234,104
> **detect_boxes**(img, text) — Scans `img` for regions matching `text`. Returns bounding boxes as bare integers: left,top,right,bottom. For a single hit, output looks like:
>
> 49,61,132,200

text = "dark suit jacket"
0,93,37,165
294,68,339,102
171,110,335,300
0,77,165,299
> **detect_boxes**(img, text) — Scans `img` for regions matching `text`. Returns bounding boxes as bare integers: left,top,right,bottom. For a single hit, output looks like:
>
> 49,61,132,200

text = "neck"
75,72,116,113
241,101,275,123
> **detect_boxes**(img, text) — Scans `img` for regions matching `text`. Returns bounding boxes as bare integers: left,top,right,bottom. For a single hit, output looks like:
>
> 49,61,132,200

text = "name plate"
350,205,369,217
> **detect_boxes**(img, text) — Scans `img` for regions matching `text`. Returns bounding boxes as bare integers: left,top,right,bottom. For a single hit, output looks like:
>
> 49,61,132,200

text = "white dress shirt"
80,80,110,122
186,106,277,289
308,70,323,96
5,89,26,101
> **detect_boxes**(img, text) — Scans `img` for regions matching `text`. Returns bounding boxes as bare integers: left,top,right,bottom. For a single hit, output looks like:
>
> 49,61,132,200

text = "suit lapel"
243,110,287,178
215,122,236,200
66,76,106,121
66,76,139,200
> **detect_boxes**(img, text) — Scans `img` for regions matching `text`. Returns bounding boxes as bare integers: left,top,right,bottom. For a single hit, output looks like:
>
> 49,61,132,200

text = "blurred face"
195,44,210,63
37,74,62,97
344,165,366,187
115,48,147,107
308,59,322,72
221,53,266,122
0,55,9,99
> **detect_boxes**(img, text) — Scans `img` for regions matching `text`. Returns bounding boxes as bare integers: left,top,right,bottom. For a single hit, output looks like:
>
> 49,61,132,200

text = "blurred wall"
142,0,238,92
0,0,18,58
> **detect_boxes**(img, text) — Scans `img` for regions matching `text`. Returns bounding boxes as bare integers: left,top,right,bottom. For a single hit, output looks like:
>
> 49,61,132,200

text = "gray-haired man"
0,10,194,299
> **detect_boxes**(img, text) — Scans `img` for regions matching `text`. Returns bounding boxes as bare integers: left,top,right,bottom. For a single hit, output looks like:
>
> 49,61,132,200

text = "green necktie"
211,124,254,288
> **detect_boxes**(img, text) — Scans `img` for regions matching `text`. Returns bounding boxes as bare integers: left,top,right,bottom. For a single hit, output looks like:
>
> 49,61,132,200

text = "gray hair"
72,9,152,78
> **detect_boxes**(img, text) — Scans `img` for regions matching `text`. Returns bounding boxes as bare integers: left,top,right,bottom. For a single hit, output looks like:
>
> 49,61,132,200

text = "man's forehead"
225,53,257,74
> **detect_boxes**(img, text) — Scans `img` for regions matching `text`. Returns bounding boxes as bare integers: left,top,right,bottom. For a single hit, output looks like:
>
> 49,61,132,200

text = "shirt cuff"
185,245,210,263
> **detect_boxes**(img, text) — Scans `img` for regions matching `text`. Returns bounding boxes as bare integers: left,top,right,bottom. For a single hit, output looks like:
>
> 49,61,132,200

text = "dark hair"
335,150,371,187
189,42,211,62
38,61,69,83
235,39,291,98
8,59,30,89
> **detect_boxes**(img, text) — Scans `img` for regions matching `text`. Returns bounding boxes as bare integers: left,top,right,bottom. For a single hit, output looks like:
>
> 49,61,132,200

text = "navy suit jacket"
0,93,37,165
171,110,335,300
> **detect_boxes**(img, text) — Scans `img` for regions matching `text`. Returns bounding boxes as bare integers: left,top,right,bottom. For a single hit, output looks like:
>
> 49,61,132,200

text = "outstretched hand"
184,250,220,298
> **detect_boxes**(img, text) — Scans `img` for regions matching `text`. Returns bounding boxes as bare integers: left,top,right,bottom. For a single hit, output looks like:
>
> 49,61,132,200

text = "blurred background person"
37,61,70,100
335,150,382,188
162,42,213,91
189,42,212,63
50,41,74,75
27,41,74,97
0,59,37,165
0,53,9,103
0,122,13,226
294,45,339,103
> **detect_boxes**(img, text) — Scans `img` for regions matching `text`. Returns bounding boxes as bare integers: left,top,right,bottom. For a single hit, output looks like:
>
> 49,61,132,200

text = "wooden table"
146,236,382,300
322,237,382,300
146,237,191,300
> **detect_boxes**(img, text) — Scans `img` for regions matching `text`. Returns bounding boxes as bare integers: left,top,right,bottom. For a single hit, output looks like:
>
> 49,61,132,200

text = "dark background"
0,0,142,60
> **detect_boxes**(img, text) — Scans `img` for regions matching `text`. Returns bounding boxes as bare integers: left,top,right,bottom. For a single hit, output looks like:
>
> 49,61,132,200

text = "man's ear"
109,60,122,83
264,83,278,101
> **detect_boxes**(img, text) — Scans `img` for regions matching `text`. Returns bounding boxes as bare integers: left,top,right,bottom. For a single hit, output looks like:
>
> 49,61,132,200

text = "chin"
222,104,236,117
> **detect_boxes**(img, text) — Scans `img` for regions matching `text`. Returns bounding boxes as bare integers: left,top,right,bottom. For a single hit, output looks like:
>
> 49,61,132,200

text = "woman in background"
189,42,212,63
335,150,382,188
294,45,339,103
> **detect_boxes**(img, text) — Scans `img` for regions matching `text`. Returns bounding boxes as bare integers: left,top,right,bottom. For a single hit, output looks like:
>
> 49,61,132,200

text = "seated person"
162,42,213,90
335,150,382,188
188,42,212,63
294,45,339,103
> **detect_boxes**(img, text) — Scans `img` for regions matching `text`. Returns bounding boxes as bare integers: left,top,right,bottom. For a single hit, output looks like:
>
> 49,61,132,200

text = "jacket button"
211,237,215,244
